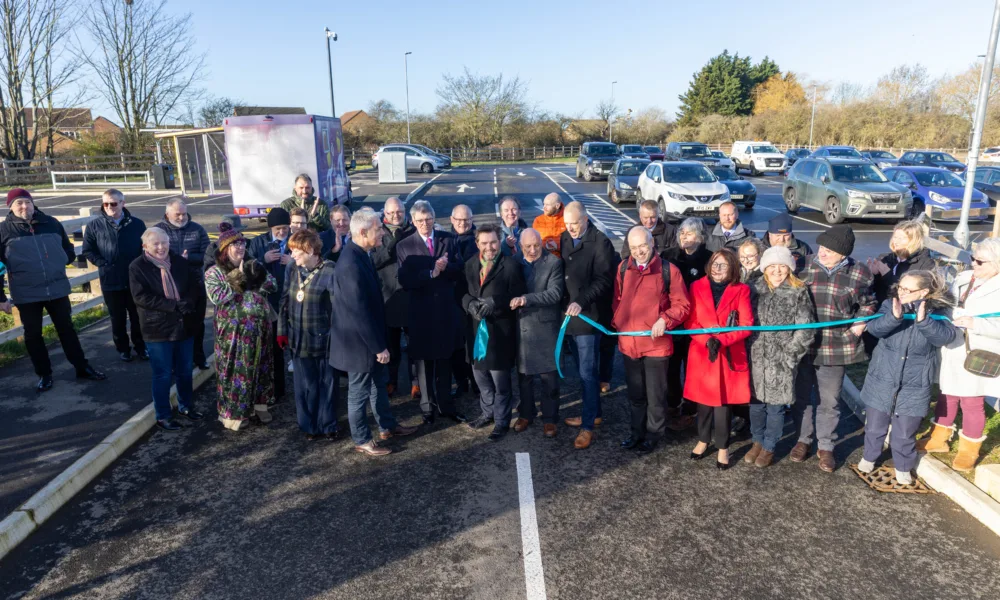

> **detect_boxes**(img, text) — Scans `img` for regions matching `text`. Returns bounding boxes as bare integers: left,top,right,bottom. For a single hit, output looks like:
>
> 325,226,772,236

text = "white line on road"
405,171,446,201
123,194,183,207
516,453,547,600
494,185,499,197
495,202,500,217
187,195,232,206
588,194,637,225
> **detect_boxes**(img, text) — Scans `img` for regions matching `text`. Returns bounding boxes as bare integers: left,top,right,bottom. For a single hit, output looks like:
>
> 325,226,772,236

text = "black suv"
664,142,719,165
576,142,621,181
898,150,966,174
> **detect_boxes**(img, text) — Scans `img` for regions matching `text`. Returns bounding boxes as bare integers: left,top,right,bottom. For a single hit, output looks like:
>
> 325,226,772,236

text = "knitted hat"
217,221,244,253
768,213,793,235
816,224,855,257
6,188,32,208
266,207,290,228
759,246,796,272
220,215,246,231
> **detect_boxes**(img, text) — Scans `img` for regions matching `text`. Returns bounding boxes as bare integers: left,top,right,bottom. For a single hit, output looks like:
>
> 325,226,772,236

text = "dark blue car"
898,150,966,174
710,166,756,208
883,166,988,220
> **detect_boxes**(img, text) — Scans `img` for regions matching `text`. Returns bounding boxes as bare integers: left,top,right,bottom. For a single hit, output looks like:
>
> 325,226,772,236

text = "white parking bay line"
516,453,547,600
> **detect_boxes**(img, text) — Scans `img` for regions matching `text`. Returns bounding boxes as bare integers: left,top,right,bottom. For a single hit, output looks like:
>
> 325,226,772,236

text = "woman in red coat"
684,248,754,469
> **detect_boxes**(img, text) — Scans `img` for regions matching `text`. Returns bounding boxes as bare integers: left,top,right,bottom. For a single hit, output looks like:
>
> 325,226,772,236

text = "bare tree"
81,0,205,153
436,67,527,147
596,99,617,138
198,96,241,127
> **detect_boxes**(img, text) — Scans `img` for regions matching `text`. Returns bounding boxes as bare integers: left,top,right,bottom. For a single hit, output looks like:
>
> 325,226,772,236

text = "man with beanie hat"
791,223,876,473
762,213,813,274
1,188,107,391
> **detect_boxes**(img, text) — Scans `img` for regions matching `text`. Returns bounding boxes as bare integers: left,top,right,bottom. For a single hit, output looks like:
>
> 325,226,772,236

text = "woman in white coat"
919,237,1000,472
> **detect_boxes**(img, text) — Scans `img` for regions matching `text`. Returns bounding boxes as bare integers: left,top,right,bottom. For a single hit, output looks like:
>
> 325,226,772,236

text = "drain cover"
850,465,933,494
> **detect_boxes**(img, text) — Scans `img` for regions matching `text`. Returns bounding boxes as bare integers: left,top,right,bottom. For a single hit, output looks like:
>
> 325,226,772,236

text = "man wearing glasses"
83,189,149,362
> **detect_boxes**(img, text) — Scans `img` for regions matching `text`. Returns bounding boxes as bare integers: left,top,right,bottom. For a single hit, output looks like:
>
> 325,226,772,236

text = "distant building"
233,106,307,117
340,110,375,136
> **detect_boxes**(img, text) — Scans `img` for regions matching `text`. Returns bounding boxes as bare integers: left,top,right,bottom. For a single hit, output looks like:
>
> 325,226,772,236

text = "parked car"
973,166,1000,205
636,161,730,220
371,144,449,173
644,146,665,161
730,140,787,176
607,159,650,204
785,148,811,168
809,145,864,159
406,143,453,166
898,150,967,174
710,150,734,169
981,147,1000,161
576,142,622,181
710,166,755,209
782,157,912,224
665,141,719,165
619,144,650,160
861,150,899,169
884,166,988,220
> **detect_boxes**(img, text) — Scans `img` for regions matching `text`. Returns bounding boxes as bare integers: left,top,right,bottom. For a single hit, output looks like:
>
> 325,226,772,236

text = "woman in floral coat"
205,222,277,431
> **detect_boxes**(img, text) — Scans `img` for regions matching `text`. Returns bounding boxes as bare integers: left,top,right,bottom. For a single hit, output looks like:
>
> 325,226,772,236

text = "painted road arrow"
457,184,475,192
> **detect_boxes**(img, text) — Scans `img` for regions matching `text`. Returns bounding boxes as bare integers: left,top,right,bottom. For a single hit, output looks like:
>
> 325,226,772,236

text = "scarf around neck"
145,252,180,301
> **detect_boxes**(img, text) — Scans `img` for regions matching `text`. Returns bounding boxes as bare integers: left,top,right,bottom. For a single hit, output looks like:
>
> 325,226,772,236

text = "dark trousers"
103,289,145,354
696,403,732,449
417,357,456,415
863,406,924,473
193,290,208,365
599,333,616,383
451,346,474,391
269,328,286,400
473,368,513,428
624,355,669,441
17,295,89,377
667,337,690,409
749,400,786,452
292,356,338,435
388,326,403,386
792,355,845,452
517,371,559,424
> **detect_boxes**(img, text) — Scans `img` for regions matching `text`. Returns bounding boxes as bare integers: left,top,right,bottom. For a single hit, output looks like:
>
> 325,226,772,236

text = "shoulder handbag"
963,332,1000,378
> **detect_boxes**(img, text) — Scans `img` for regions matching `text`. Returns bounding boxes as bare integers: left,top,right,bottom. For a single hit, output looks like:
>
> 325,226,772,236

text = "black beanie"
267,207,291,228
816,224,855,257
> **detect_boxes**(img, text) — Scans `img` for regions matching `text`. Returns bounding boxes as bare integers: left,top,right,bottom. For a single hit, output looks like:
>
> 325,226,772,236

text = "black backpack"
617,258,671,300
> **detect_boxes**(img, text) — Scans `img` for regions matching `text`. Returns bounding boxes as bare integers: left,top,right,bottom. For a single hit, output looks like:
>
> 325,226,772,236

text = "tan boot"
916,421,954,453
952,432,986,473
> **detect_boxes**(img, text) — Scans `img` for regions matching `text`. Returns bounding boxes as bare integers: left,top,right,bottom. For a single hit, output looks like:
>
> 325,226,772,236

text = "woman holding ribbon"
205,222,277,431
684,248,754,469
859,270,956,484
921,238,1000,472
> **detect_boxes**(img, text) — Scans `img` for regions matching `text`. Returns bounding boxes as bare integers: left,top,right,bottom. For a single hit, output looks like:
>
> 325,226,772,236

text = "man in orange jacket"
532,193,566,257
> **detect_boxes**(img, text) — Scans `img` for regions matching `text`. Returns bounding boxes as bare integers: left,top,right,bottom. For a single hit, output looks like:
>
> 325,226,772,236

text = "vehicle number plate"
693,206,715,212
730,195,743,200
875,204,895,210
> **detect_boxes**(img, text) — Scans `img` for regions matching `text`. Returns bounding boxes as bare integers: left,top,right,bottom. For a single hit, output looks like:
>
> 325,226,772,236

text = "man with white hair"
82,189,148,362
621,200,677,259
329,208,417,456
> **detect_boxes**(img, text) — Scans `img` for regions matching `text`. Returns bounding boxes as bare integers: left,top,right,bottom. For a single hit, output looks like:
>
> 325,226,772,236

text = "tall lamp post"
808,85,817,148
405,51,412,143
324,28,338,118
610,81,618,143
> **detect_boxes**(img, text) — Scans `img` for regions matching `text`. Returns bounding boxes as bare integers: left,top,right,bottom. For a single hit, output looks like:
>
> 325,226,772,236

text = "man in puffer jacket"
0,188,107,391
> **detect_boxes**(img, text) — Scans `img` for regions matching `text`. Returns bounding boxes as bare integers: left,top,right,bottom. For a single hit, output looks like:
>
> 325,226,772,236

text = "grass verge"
0,306,108,369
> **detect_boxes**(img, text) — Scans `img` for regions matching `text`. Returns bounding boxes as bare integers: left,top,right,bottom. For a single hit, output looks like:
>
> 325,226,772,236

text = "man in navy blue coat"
330,208,417,456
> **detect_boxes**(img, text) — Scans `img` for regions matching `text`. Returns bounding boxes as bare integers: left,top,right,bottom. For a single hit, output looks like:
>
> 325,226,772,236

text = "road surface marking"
494,186,499,197
516,453,547,600
495,202,500,217
406,171,446,202
188,195,232,206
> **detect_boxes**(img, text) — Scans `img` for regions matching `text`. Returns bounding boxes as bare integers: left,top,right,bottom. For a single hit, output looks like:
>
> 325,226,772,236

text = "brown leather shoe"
600,382,611,394
789,442,810,463
355,440,391,456
543,424,557,438
564,416,603,427
744,442,763,464
574,430,594,449
817,450,835,473
379,425,418,441
754,450,774,468
513,418,531,432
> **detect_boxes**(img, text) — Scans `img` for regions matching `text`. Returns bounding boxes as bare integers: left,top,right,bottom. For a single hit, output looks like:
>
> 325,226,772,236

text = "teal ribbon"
473,319,489,362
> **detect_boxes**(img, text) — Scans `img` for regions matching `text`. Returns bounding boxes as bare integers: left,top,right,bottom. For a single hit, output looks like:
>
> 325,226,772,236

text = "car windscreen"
617,161,648,176
751,145,779,154
710,167,738,181
662,164,716,183
831,164,887,183
790,149,810,157
928,153,959,163
678,145,711,158
644,147,661,153
711,151,725,157
622,145,643,153
588,144,619,156
868,151,896,159
915,171,964,187
827,148,863,158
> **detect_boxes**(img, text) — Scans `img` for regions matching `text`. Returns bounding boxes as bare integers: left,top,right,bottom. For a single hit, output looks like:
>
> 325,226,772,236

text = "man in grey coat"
705,201,756,252
510,229,565,437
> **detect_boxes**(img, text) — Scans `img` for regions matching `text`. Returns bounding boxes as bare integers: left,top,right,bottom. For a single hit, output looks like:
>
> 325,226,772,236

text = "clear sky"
149,0,998,122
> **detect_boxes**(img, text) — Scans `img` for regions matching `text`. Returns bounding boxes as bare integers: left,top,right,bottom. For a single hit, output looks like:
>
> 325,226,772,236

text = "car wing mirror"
820,175,830,184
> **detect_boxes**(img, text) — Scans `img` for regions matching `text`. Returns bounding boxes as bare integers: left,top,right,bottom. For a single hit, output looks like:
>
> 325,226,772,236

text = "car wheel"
732,160,740,174
636,187,644,203
750,162,758,177
825,196,845,224
909,199,926,219
743,201,754,210
657,197,673,222
784,188,799,213
583,169,592,182
576,165,583,179
420,162,433,173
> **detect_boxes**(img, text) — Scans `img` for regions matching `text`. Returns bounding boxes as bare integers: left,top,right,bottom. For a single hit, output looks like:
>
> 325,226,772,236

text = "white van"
731,141,787,176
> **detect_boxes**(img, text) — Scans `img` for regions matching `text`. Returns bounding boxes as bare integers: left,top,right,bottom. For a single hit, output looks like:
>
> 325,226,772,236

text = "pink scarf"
145,251,180,301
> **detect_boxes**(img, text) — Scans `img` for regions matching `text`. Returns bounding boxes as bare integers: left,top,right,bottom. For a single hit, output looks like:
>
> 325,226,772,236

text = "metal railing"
51,170,153,190
1,153,161,186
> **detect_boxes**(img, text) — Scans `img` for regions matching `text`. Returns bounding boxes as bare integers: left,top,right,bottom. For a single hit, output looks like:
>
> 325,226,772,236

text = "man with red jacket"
613,226,691,453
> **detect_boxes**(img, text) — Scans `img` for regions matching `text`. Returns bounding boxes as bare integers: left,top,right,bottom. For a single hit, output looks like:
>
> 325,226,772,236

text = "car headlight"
667,191,685,200
720,190,731,201
846,189,869,199
929,191,948,204
618,182,632,190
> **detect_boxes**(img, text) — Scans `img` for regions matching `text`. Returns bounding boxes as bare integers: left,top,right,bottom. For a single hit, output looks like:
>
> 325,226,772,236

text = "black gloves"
475,298,496,320
176,299,195,315
466,299,483,318
707,338,721,363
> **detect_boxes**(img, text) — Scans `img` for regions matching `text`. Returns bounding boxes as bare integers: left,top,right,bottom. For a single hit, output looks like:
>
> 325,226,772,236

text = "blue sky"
151,0,998,122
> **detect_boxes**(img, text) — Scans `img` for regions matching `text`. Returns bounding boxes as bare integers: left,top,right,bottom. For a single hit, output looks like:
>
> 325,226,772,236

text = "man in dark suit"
330,208,416,456
450,204,478,396
397,200,467,424
560,201,617,450
462,224,526,441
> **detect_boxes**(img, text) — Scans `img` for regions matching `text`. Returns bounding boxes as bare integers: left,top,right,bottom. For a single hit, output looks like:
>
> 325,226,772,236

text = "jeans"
624,355,669,441
417,358,456,415
346,362,398,445
474,369,514,428
103,289,145,354
570,333,602,430
517,371,559,424
696,404,732,449
17,296,89,377
936,394,987,438
293,356,338,435
791,355,846,452
147,337,194,421
749,401,786,452
863,407,924,473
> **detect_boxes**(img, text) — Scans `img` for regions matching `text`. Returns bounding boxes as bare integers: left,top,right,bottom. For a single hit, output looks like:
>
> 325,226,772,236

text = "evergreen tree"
677,51,780,124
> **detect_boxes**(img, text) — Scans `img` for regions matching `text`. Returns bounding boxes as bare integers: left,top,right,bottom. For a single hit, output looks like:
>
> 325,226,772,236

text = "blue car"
883,166,988,220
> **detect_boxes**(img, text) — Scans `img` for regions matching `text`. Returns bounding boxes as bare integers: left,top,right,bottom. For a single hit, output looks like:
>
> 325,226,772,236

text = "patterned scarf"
480,255,497,285
145,251,180,301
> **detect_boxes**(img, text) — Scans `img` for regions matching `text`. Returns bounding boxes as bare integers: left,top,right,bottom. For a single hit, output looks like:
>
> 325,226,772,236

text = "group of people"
2,178,997,477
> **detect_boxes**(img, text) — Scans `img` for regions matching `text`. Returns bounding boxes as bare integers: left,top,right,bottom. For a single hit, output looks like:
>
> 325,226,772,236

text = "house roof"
22,108,93,129
340,110,368,126
93,116,120,128
233,106,306,116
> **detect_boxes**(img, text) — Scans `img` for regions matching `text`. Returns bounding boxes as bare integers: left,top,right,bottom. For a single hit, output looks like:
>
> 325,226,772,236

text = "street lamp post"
808,85,817,148
610,81,617,143
405,51,412,144
324,28,338,118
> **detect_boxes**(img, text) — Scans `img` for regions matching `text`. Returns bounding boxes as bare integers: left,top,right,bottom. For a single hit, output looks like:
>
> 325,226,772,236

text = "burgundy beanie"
6,188,32,208
216,220,244,253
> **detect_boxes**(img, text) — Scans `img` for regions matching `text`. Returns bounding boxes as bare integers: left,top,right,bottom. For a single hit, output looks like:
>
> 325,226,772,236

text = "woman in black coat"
461,224,526,441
